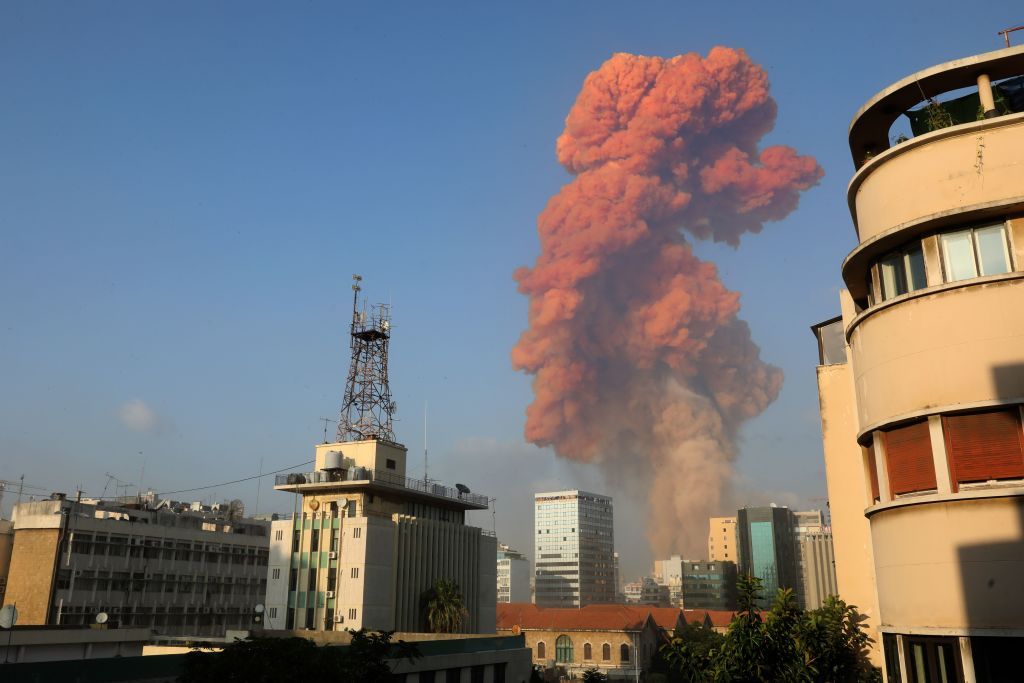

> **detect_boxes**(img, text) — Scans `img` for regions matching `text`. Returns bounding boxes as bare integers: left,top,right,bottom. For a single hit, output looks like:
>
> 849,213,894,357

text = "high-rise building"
652,555,684,606
736,506,797,608
707,516,738,563
534,490,615,607
812,45,1024,679
790,509,837,610
268,284,495,633
497,543,530,604
681,560,737,611
3,496,269,636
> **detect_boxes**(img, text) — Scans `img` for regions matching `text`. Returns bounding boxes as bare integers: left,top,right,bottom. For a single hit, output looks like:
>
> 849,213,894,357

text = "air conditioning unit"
325,591,334,598
328,551,338,559
333,615,344,623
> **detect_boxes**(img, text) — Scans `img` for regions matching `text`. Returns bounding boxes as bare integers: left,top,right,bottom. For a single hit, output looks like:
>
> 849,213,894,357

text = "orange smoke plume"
513,48,823,557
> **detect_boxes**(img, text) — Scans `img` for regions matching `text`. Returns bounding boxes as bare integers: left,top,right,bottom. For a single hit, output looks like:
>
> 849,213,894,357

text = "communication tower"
337,275,398,443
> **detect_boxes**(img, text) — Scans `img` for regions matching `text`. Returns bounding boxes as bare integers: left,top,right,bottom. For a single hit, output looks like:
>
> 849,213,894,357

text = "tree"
582,667,608,683
425,578,468,633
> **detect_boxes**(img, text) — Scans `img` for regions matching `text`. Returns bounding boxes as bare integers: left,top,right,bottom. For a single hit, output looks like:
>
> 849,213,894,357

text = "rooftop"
274,467,489,510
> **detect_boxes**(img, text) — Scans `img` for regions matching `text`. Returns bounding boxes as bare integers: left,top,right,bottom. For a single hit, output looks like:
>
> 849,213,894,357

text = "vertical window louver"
884,421,936,495
865,443,880,502
943,408,1024,491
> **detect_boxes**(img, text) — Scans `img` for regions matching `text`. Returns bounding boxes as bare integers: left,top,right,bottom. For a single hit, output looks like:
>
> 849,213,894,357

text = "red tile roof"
497,603,670,632
682,608,737,628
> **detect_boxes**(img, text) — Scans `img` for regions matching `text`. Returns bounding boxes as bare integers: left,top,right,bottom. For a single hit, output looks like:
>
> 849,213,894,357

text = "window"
271,568,280,580
884,421,936,495
943,409,1024,490
348,608,357,619
352,528,361,539
274,530,283,541
620,643,631,663
584,643,592,660
941,224,1012,282
602,643,611,660
878,243,927,300
268,607,277,619
555,635,573,663
386,458,396,470
536,641,545,659
309,529,319,552
904,636,961,683
351,567,360,578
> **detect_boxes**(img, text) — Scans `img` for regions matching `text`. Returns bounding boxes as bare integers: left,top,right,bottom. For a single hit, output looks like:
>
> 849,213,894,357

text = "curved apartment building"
814,46,1024,683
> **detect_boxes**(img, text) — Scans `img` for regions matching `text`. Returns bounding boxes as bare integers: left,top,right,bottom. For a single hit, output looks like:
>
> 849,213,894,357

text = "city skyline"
3,3,1022,578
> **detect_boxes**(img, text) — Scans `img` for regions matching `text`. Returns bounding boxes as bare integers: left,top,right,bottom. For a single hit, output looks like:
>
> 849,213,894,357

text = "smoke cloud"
512,48,822,558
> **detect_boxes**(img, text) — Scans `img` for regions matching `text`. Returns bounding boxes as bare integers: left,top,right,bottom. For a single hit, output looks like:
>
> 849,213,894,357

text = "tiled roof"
497,603,668,632
682,608,737,628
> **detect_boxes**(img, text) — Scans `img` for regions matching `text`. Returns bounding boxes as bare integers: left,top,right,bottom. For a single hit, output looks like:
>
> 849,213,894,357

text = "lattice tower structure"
337,278,397,443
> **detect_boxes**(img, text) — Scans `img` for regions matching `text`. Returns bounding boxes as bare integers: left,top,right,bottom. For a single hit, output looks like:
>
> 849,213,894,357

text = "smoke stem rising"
512,48,823,558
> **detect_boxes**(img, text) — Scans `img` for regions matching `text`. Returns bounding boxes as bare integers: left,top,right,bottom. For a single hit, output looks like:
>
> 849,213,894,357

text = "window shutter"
884,421,936,495
943,409,1024,490
865,444,880,502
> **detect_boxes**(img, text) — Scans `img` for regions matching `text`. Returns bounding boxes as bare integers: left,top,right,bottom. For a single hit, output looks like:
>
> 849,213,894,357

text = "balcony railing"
274,468,489,507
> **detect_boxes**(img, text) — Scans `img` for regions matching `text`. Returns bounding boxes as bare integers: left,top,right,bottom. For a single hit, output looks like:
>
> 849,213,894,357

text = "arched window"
556,635,573,663
620,643,630,662
602,643,611,660
583,642,592,660
536,641,545,660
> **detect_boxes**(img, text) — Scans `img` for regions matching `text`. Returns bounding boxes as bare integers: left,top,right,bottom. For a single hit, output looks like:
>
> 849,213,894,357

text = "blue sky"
1,2,1019,577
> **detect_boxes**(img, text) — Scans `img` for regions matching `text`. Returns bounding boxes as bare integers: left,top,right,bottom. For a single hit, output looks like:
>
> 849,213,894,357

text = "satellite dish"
254,604,265,614
96,612,109,624
455,483,471,494
0,605,17,629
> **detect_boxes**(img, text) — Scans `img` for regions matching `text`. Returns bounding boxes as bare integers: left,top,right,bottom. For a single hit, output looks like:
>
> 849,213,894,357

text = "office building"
652,554,684,606
3,496,269,637
707,516,738,563
623,577,670,607
736,506,797,608
813,45,1024,680
681,560,737,611
534,490,615,607
497,543,530,604
796,527,837,611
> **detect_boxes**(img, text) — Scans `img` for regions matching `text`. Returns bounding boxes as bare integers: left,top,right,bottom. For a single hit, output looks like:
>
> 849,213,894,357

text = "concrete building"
0,518,12,606
497,603,668,680
2,496,269,637
652,554,684,606
269,439,496,633
813,45,1024,681
681,560,737,611
497,543,530,604
796,527,837,611
708,515,738,563
623,576,670,607
534,490,615,607
0,626,151,664
736,506,797,608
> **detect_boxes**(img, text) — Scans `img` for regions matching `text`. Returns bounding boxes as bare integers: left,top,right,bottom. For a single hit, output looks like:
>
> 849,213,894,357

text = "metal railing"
274,468,489,507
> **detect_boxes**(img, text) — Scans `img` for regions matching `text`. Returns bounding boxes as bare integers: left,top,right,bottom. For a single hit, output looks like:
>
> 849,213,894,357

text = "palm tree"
426,579,468,633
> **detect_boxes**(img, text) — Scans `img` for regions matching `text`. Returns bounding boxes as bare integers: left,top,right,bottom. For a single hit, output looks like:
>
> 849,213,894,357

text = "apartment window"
941,224,1012,282
943,408,1024,490
878,243,927,300
348,608,357,620
271,568,281,581
352,528,361,539
351,567,360,579
274,529,283,542
309,529,319,552
884,421,936,495
904,636,962,683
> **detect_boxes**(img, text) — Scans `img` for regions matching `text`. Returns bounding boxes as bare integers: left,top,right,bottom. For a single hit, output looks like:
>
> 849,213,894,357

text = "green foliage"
178,630,419,683
582,667,608,682
658,575,880,683
425,578,469,633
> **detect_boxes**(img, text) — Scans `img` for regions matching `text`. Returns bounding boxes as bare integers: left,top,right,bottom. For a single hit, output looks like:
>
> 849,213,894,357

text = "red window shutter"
865,444,880,502
943,409,1024,489
884,421,936,495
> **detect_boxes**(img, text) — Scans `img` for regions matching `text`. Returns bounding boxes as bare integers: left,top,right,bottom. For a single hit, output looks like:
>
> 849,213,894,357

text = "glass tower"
534,490,615,607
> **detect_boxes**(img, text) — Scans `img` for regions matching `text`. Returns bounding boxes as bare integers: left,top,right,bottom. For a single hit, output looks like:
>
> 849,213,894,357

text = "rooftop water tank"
322,450,343,471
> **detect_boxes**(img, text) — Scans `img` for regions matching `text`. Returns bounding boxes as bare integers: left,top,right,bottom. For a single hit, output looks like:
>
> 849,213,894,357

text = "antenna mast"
337,275,398,443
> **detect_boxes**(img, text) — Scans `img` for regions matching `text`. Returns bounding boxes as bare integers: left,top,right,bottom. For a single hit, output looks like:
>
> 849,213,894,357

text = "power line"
155,460,314,497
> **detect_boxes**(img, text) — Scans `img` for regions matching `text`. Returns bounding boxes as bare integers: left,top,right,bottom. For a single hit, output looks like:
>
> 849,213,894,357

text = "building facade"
708,516,738,563
681,560,737,611
534,490,615,607
623,577,670,607
652,555,684,606
497,543,530,604
268,439,496,633
736,506,797,608
3,497,269,637
813,45,1024,682
0,518,12,606
795,527,837,611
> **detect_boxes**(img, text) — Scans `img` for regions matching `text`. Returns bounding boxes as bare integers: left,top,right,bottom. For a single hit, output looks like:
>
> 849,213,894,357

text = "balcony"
273,467,489,509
